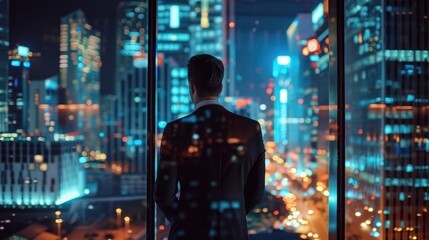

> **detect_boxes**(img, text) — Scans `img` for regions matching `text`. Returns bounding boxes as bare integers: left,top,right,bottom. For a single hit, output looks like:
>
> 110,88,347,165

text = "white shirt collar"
194,99,220,111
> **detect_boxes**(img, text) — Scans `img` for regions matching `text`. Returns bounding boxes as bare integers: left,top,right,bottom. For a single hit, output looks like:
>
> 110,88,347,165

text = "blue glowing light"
134,139,143,146
79,157,88,163
55,191,81,205
170,5,180,29
276,56,291,66
280,89,288,103
11,60,21,67
17,46,29,57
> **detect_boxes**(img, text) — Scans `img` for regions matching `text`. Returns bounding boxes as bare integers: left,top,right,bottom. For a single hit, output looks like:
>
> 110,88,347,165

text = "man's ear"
189,81,196,95
217,84,223,95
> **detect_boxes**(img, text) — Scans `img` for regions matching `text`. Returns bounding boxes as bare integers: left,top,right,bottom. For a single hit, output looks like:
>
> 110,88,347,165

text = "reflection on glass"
344,0,429,239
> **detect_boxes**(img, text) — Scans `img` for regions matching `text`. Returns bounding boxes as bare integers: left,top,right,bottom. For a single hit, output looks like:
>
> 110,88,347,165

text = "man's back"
155,104,265,240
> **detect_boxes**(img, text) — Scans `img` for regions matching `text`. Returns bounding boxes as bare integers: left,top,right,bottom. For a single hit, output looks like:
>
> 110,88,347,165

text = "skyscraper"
286,13,314,153
158,1,192,121
27,76,59,136
115,67,147,175
59,10,101,147
8,45,30,133
344,0,429,239
116,1,147,83
189,0,236,98
0,0,8,132
273,56,291,152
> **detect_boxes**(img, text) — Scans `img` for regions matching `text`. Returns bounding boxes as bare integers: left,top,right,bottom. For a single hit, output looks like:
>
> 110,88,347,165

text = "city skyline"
1,0,428,240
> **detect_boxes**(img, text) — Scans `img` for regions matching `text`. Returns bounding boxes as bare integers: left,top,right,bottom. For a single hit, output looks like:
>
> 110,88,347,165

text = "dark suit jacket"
154,104,265,240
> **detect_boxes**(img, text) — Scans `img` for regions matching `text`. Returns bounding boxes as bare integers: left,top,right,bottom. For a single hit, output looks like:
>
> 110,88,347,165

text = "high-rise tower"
59,10,101,142
189,0,236,98
0,0,9,132
8,45,30,133
344,0,429,239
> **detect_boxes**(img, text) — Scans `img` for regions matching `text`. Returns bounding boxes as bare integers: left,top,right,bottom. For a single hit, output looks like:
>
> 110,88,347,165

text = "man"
154,54,265,240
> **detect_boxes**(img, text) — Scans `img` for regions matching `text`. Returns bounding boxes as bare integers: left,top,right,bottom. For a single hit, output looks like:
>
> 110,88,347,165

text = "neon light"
18,46,30,57
200,0,210,28
311,3,324,25
276,56,291,66
158,121,167,128
280,89,288,103
11,60,21,67
55,191,80,205
170,5,180,29
287,19,298,37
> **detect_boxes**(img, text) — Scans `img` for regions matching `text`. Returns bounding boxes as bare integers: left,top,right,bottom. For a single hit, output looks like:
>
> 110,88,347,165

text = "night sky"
10,0,318,96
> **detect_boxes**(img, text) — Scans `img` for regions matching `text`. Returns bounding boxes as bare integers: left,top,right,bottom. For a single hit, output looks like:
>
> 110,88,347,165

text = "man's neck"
194,97,218,107
193,97,220,111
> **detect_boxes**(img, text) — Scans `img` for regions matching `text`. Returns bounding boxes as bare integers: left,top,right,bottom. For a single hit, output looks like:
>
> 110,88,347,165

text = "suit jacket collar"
194,99,220,111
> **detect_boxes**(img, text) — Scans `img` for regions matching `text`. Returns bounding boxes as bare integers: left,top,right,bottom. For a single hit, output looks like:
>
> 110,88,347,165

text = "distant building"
116,1,147,83
0,0,8,132
286,14,314,153
115,67,147,175
272,56,291,152
8,46,31,133
0,133,85,208
120,174,146,196
158,1,193,122
189,0,236,98
59,10,101,139
27,76,59,136
158,0,191,63
343,0,429,239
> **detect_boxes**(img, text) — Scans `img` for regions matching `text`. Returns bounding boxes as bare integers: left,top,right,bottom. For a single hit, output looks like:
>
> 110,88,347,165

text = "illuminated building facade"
158,1,192,121
344,0,429,239
59,10,101,136
116,1,147,82
286,14,314,153
297,2,330,165
8,46,30,133
189,0,236,98
0,0,8,132
273,56,291,152
0,134,84,207
28,76,59,136
115,67,147,175
158,0,190,63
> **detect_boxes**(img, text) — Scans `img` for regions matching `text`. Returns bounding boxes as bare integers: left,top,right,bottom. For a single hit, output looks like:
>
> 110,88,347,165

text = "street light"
55,218,63,240
55,211,61,219
124,216,130,238
115,208,122,229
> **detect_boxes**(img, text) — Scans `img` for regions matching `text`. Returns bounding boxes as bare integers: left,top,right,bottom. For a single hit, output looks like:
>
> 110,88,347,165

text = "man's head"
187,54,224,102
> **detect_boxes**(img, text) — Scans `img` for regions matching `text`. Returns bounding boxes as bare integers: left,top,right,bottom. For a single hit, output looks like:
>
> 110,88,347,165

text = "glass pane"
2,0,148,239
344,0,429,239
155,0,330,239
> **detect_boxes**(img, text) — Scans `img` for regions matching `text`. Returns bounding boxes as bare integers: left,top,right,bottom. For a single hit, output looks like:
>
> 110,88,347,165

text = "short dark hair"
187,54,224,98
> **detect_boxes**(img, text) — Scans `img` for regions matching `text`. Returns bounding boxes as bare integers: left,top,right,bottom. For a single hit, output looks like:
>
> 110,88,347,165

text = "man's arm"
244,123,266,215
154,123,179,222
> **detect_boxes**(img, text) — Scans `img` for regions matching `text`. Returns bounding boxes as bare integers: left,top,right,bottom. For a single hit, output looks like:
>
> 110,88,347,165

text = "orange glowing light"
302,47,309,56
235,98,252,108
229,22,235,28
159,225,165,230
266,88,273,95
122,137,128,142
307,38,320,53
